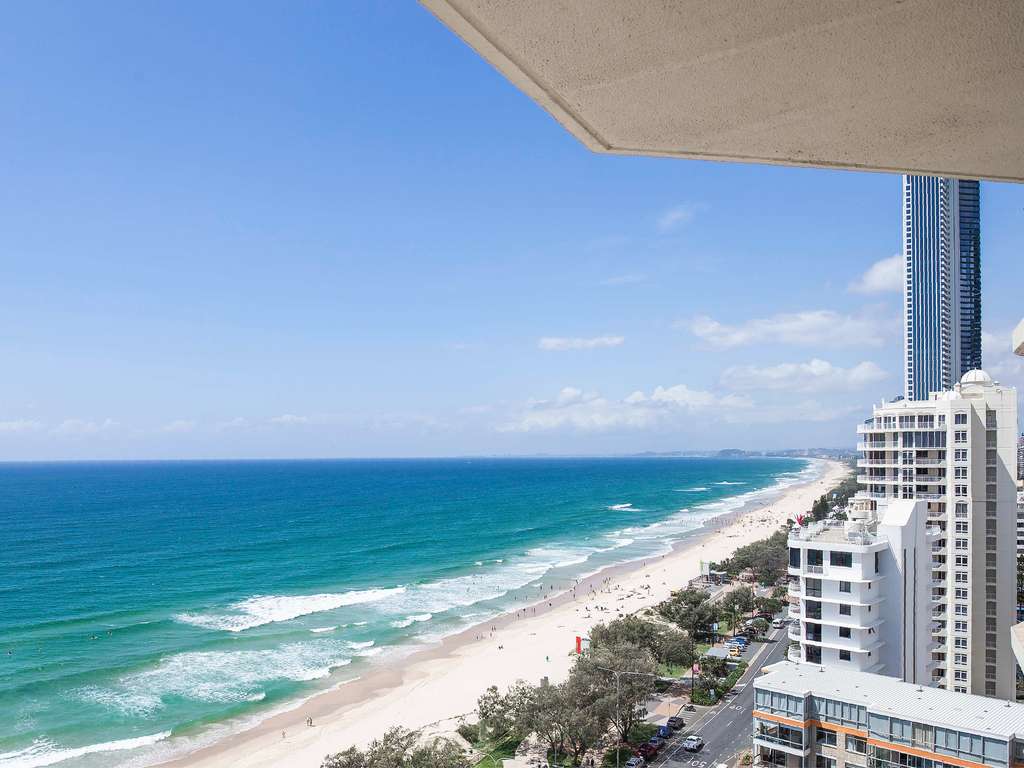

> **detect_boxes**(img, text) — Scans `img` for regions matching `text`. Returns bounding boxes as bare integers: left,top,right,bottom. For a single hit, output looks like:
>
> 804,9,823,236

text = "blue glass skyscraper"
902,176,981,401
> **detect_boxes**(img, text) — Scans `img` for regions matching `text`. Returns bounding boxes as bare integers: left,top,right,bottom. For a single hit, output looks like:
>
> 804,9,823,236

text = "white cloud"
722,359,888,393
52,418,118,437
161,419,197,434
270,414,311,426
538,335,625,351
499,384,750,433
0,419,43,434
686,310,888,348
215,417,250,431
600,273,646,286
732,400,863,425
849,255,903,294
658,203,701,232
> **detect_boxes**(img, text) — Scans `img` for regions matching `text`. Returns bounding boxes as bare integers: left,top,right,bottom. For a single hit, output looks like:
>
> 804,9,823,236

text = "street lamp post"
594,665,659,768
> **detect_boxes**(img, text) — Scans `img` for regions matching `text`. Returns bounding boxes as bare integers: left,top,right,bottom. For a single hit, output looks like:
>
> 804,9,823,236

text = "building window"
955,413,968,425
955,572,968,583
839,649,851,661
954,670,968,681
955,449,968,462
955,637,968,649
955,485,968,497
955,522,968,533
816,728,838,747
955,588,968,599
815,757,836,768
840,626,851,638
955,538,968,550
955,555,969,566
955,621,968,632
955,430,967,443
955,603,968,616
955,653,968,665
955,466,968,479
955,502,968,518
874,551,880,573
846,735,867,754
830,551,852,567
839,604,851,616
839,581,851,593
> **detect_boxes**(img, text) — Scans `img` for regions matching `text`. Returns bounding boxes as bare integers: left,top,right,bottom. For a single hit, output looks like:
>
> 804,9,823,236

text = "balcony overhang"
421,0,1024,182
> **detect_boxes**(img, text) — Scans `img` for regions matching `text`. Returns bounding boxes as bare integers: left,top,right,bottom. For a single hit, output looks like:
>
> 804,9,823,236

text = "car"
772,618,785,628
636,743,658,759
728,645,742,657
656,725,672,739
625,758,645,768
648,736,665,750
682,734,705,752
666,716,685,730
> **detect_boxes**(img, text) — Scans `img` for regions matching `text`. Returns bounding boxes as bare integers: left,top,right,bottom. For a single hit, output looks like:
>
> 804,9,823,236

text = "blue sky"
1,1,1022,460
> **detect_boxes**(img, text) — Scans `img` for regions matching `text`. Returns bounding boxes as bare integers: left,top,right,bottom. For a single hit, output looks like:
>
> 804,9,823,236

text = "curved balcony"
788,624,801,641
787,645,802,663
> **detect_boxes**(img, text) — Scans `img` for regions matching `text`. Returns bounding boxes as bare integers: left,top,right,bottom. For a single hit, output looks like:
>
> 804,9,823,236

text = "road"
652,625,789,768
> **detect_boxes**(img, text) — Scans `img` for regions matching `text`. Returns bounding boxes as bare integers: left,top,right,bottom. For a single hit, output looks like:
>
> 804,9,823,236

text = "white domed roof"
960,369,993,386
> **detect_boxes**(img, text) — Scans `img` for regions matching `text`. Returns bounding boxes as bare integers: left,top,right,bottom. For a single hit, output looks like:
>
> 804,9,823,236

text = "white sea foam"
679,486,707,492
347,640,375,650
78,640,353,716
353,621,368,626
0,731,171,768
714,481,745,485
608,503,636,511
390,614,432,629
310,626,337,634
174,587,405,632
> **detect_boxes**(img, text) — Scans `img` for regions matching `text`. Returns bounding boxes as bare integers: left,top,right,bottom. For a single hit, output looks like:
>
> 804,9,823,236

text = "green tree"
321,728,469,768
575,645,657,743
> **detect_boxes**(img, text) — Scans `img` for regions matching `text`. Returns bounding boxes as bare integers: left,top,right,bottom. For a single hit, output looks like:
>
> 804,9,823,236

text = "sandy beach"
164,458,850,768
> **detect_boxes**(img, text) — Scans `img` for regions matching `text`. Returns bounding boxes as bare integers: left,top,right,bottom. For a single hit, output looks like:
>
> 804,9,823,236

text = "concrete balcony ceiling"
421,0,1024,182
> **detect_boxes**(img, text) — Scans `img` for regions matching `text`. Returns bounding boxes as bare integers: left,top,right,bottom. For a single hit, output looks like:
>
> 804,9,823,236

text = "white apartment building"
787,498,933,682
856,369,1018,698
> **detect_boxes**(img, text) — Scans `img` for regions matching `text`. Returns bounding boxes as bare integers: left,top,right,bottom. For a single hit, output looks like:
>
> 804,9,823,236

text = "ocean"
0,456,815,768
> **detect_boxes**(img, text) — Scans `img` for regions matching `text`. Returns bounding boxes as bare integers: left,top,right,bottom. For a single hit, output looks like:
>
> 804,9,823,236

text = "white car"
682,734,705,752
625,757,645,768
772,618,785,628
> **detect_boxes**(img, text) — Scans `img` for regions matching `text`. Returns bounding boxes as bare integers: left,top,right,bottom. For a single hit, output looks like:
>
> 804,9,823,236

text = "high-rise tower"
902,176,982,401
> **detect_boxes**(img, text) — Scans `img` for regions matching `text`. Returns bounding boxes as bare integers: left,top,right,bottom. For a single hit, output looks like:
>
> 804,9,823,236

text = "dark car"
636,743,658,759
648,736,665,750
656,725,672,739
666,716,685,730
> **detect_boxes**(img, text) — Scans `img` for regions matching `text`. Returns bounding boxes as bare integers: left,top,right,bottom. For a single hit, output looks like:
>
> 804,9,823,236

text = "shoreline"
159,458,851,768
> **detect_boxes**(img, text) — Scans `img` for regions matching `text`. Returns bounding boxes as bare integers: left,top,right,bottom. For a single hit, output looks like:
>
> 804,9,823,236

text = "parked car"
636,743,658,759
666,716,685,730
625,758,645,768
728,645,742,657
682,734,705,752
772,618,785,628
656,725,673,739
648,736,665,750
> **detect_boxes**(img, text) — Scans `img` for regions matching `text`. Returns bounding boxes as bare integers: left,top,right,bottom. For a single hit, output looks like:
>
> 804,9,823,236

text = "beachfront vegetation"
717,527,790,584
465,623,659,766
321,727,469,768
654,587,720,641
589,615,696,669
809,472,859,521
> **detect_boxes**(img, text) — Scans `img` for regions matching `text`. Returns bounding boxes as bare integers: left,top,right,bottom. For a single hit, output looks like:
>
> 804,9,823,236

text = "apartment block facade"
752,663,1024,768
856,370,1018,698
786,499,933,682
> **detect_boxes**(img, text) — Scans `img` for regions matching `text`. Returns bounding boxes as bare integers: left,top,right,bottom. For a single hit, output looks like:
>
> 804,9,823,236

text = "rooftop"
789,519,881,547
755,662,1024,739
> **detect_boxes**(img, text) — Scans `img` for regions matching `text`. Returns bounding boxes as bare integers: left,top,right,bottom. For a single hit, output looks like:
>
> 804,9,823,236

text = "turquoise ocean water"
0,457,814,768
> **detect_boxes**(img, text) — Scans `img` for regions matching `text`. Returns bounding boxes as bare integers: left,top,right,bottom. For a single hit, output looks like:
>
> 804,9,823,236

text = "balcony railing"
752,731,804,751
